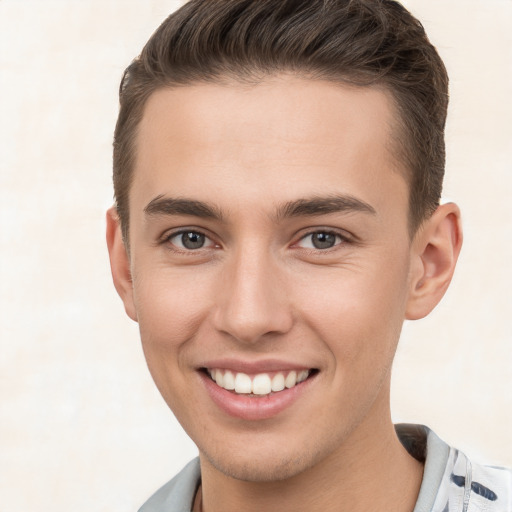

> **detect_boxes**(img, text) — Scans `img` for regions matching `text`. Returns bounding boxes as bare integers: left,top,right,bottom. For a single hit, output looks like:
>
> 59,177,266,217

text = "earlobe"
405,203,463,320
106,206,138,322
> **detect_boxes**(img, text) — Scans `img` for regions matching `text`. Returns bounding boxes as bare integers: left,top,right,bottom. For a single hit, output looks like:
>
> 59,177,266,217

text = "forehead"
131,76,408,224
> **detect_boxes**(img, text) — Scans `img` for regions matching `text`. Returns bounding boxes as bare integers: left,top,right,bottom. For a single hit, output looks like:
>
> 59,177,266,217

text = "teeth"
252,374,272,395
271,373,285,392
208,369,310,396
234,372,252,394
297,370,308,383
223,370,235,390
285,370,297,388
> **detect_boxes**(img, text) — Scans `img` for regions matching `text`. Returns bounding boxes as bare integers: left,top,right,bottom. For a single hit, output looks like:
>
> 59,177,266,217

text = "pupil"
312,232,336,249
182,232,205,249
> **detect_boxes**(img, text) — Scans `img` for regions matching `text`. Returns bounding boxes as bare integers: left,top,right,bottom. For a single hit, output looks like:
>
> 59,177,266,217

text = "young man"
106,1,511,511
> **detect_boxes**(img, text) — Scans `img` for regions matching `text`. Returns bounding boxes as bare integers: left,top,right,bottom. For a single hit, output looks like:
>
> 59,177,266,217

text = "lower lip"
199,371,316,421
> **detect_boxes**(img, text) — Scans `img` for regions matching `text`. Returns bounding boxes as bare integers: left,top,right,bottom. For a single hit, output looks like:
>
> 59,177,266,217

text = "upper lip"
197,358,315,374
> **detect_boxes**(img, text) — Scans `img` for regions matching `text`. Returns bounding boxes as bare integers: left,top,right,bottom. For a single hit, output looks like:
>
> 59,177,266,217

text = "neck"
198,394,423,512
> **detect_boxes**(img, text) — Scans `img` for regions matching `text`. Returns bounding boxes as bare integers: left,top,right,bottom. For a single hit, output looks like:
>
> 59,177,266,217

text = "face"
118,77,418,481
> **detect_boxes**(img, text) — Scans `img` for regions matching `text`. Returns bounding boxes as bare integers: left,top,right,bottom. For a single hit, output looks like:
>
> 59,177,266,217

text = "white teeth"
285,370,297,389
234,373,252,394
252,374,272,395
271,373,285,392
223,370,235,390
209,369,311,395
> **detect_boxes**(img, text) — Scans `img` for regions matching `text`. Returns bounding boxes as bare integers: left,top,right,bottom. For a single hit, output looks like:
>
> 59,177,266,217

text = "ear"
106,206,138,322
405,203,463,320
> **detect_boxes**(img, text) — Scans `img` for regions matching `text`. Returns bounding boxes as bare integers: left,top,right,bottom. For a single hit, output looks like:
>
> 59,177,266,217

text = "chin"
199,436,329,483
208,454,312,483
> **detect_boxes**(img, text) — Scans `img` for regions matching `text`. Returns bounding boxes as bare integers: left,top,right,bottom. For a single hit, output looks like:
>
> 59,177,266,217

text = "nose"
212,245,293,344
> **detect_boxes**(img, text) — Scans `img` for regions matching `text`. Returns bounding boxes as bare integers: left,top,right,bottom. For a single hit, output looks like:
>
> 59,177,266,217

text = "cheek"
132,267,214,372
135,264,211,327
294,255,410,364
131,270,214,418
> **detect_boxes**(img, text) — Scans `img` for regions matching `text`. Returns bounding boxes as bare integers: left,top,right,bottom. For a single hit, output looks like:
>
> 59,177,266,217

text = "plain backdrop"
1,1,511,511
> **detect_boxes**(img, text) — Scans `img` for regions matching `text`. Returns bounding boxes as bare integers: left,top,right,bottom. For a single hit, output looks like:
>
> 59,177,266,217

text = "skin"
107,76,462,512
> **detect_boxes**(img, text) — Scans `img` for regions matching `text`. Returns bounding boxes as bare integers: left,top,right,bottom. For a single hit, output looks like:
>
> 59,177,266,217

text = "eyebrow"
143,193,376,222
144,195,224,220
276,195,376,220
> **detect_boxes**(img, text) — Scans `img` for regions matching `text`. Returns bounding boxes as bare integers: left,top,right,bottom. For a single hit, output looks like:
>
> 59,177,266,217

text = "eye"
167,230,215,250
297,231,343,250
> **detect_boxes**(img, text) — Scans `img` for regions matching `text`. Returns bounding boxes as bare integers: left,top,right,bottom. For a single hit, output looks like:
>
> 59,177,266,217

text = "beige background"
0,1,510,510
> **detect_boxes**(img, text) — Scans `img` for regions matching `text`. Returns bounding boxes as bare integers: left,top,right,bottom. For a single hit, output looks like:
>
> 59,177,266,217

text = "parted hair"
114,0,449,240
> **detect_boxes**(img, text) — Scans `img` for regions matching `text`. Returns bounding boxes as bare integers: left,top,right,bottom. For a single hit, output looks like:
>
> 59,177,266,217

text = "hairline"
119,72,428,245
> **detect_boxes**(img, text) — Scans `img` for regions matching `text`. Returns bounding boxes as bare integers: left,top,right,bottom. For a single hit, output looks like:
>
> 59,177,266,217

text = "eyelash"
294,230,349,251
161,228,351,254
162,229,217,253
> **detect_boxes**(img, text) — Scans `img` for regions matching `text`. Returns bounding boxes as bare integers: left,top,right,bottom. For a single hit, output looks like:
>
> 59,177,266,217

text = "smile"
199,363,319,420
207,368,311,396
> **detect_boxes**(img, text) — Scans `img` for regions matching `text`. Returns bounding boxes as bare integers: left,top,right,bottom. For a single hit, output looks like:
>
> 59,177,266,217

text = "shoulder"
397,424,511,512
138,458,201,512
432,438,511,511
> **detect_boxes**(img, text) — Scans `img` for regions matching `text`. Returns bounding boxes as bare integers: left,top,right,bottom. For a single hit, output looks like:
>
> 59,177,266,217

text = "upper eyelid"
302,228,347,237
159,228,219,251
158,226,355,248
161,226,213,241
294,231,345,249
294,227,353,243
154,229,219,262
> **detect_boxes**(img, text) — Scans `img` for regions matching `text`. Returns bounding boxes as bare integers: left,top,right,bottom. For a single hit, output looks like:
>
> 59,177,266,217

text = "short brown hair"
113,0,449,240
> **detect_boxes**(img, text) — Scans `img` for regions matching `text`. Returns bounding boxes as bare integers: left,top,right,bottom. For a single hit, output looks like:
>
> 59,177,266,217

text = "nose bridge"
213,240,292,343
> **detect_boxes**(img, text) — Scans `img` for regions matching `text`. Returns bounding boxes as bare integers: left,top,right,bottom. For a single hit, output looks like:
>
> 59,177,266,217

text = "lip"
198,362,317,421
197,358,312,375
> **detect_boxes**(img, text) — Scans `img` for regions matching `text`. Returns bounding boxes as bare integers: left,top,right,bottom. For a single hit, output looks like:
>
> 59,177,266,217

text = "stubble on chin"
197,426,350,484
